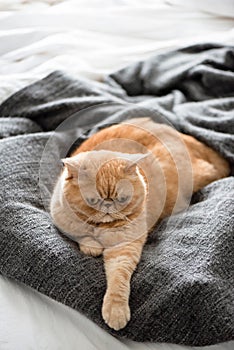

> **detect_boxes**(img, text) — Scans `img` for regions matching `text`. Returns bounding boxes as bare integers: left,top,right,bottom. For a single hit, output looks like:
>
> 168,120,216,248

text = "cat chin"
100,214,116,223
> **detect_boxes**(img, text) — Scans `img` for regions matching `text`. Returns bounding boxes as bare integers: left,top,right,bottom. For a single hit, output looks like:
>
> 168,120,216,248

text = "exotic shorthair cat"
50,118,230,331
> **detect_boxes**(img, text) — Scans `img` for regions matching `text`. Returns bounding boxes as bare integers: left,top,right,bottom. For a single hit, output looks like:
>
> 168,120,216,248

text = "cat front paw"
79,240,103,257
102,293,130,331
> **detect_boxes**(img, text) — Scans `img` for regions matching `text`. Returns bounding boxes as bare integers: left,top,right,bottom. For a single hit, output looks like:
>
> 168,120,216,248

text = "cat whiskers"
85,212,106,224
108,211,132,223
83,210,132,224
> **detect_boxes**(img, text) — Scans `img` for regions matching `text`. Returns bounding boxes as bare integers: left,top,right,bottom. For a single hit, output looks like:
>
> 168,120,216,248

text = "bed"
0,1,233,349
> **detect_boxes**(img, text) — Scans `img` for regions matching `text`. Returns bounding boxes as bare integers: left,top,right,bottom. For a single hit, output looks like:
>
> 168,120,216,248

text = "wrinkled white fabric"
167,0,234,18
0,0,233,102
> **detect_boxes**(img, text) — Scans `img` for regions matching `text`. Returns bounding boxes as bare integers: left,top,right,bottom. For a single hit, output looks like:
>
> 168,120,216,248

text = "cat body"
50,118,230,331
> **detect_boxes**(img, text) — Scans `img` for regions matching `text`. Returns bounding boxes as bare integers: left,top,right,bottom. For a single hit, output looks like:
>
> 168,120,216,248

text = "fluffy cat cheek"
114,202,129,212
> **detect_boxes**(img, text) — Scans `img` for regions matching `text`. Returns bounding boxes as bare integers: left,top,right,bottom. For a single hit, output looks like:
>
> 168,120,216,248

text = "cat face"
62,151,148,226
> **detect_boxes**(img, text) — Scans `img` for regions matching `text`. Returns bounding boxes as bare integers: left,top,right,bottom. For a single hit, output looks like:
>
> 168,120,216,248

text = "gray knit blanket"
0,43,233,346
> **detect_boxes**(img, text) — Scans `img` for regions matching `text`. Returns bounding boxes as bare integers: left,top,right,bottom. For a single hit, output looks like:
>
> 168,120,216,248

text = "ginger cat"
50,118,230,331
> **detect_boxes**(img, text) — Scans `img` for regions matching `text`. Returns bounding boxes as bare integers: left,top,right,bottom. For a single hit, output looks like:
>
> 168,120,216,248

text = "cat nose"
104,203,112,208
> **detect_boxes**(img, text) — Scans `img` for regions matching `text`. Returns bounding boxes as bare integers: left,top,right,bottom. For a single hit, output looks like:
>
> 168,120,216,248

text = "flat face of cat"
62,151,147,226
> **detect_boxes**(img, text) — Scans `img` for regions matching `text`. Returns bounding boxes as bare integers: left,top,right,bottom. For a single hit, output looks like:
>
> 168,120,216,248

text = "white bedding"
0,1,233,349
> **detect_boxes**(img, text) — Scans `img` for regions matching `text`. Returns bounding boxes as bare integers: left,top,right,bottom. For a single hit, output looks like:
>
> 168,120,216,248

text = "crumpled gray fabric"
0,43,233,346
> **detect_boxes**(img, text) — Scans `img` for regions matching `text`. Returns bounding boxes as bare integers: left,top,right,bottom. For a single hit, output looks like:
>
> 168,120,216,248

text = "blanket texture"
0,43,233,346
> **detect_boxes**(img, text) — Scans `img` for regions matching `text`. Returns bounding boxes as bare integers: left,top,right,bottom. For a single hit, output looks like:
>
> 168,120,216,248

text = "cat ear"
124,152,151,174
62,158,78,180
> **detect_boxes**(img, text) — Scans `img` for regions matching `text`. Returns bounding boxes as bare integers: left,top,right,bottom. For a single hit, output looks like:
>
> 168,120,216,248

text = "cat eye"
117,196,129,203
86,197,100,206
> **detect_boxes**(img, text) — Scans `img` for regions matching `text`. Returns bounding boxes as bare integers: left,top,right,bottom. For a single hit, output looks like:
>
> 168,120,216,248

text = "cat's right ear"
62,158,78,180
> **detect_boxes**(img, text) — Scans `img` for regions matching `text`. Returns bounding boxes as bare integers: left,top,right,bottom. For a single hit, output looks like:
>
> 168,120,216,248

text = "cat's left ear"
124,152,151,174
62,158,78,180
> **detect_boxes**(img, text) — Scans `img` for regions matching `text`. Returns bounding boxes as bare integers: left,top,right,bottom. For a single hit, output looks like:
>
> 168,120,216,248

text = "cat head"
62,150,149,226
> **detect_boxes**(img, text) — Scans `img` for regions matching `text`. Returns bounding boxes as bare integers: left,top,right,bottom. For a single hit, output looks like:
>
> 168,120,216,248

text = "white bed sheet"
0,1,233,349
0,0,234,102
